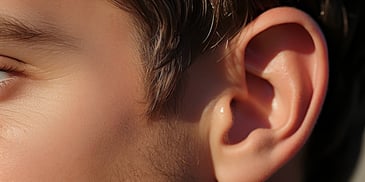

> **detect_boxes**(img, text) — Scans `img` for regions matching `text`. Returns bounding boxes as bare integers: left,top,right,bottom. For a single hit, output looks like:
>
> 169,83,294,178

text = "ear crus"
208,7,328,182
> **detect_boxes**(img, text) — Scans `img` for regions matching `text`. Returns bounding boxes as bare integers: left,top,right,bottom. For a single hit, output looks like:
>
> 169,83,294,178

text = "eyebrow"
0,14,79,50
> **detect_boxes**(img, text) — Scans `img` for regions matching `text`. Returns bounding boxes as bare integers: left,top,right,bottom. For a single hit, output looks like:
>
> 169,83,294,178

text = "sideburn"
145,119,209,182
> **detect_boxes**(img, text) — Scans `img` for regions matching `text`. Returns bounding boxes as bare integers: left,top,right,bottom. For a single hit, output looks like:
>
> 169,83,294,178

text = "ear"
207,7,328,181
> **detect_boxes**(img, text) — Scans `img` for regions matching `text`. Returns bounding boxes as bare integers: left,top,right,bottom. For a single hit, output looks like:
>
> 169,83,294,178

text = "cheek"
0,67,144,181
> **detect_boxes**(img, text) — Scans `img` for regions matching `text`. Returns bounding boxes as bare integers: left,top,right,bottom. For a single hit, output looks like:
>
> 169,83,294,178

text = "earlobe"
208,7,328,182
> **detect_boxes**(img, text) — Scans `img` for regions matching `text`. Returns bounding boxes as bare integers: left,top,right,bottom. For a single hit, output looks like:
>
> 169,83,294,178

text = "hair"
110,0,365,181
110,0,280,117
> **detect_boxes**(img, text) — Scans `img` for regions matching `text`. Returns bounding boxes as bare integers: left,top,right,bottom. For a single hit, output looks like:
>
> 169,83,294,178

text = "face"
0,0,185,181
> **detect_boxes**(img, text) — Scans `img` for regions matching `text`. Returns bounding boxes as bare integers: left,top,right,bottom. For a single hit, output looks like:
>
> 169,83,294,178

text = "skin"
0,1,328,181
0,0,208,181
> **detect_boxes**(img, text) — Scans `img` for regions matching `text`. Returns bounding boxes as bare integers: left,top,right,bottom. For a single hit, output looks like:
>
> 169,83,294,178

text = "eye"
0,56,26,97
0,70,15,88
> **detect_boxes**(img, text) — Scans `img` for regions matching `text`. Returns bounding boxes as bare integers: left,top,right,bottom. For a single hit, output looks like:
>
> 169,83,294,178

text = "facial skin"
0,0,204,181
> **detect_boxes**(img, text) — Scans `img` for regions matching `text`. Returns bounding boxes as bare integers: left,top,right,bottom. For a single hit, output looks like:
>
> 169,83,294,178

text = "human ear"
206,7,328,182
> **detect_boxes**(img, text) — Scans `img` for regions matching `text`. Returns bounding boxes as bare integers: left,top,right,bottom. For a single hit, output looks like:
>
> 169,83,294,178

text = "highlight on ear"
206,7,328,182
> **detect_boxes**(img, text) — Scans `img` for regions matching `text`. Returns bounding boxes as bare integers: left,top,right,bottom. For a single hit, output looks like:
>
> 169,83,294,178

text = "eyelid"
0,55,27,72
0,56,25,99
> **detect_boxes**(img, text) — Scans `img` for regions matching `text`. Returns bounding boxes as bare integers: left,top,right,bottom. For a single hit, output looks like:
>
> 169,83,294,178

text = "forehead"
0,0,137,58
0,0,133,41
0,0,116,17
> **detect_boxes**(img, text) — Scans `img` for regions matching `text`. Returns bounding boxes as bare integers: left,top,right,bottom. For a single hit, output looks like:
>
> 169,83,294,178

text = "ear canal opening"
226,73,273,145
226,99,271,145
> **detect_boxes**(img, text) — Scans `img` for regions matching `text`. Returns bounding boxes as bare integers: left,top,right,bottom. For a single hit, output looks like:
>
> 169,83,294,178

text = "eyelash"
0,63,18,72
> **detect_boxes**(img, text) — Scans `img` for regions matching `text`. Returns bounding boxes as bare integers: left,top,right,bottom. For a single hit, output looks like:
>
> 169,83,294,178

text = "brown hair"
110,0,281,117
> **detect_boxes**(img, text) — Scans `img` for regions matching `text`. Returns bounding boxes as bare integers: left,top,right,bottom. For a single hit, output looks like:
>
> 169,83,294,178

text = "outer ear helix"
208,7,328,182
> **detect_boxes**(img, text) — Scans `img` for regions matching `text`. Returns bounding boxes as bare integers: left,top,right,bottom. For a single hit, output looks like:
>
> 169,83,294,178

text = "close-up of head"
0,0,364,181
